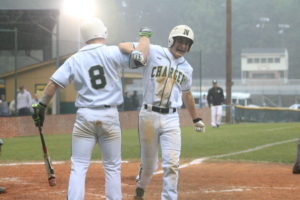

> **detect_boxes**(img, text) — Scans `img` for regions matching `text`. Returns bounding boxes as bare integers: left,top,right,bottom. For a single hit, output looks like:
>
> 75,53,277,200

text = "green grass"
0,123,299,164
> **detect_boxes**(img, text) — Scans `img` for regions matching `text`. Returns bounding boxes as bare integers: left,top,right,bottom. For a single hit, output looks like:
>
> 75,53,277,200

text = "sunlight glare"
63,0,96,19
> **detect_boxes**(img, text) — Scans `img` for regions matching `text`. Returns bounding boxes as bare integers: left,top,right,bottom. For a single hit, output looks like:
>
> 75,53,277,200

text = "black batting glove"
32,103,46,127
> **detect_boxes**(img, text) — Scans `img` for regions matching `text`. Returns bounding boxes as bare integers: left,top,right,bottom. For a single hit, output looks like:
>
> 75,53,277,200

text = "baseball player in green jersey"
119,25,205,200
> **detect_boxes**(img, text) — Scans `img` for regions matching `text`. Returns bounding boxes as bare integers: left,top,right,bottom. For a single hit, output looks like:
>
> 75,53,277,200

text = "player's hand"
139,27,152,38
194,119,205,132
130,50,145,68
32,103,46,127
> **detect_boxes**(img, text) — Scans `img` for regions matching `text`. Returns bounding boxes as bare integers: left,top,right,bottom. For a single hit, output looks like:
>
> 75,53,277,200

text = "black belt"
79,105,111,109
144,104,176,114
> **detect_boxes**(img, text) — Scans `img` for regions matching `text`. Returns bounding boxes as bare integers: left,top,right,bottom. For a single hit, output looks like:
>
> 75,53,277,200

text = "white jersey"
140,44,193,108
51,44,128,108
17,89,32,109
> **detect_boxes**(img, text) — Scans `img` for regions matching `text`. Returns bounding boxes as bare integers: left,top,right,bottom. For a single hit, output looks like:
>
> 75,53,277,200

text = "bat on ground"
38,126,56,186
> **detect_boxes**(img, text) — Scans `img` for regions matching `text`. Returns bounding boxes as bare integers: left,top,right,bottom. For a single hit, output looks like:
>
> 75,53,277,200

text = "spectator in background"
130,90,140,110
0,95,9,116
207,80,224,128
17,86,32,116
0,139,6,194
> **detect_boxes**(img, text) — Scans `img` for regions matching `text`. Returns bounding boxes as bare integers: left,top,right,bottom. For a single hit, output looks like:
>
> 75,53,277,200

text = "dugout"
0,84,5,96
0,54,72,113
0,9,60,72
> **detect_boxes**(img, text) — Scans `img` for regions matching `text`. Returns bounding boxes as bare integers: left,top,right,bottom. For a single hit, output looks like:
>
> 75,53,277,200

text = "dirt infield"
0,161,300,200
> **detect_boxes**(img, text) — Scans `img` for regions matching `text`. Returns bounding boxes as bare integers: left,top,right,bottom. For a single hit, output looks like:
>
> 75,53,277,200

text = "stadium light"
278,24,290,34
62,0,96,19
62,0,97,50
256,17,270,29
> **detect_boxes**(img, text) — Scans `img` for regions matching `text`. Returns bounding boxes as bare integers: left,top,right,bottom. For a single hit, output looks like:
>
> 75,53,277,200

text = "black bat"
38,127,56,186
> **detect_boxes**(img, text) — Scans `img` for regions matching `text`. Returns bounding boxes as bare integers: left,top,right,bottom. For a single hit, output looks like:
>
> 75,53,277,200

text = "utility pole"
199,50,202,107
225,0,232,123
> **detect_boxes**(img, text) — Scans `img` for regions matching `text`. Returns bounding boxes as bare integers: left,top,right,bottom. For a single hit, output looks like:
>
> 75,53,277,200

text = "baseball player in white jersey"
31,17,149,200
119,25,205,200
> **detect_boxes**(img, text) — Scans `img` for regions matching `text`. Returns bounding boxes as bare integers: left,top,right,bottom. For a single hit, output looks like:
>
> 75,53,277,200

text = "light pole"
225,0,232,123
255,17,270,48
278,24,290,48
199,50,202,108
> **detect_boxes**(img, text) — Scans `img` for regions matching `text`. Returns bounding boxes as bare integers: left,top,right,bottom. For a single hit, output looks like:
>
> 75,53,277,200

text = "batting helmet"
80,17,108,43
168,25,194,51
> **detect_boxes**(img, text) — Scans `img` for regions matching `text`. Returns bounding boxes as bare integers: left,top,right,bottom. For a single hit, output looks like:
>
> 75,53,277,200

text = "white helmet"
168,25,194,51
80,17,108,43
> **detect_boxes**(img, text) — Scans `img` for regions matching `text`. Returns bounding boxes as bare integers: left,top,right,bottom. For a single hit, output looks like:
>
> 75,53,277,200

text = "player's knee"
141,164,158,176
162,163,179,175
71,157,90,170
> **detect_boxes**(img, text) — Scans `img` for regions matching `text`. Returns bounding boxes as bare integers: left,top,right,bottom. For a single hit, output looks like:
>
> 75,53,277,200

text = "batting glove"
32,103,46,127
129,50,145,68
139,27,152,38
193,118,205,132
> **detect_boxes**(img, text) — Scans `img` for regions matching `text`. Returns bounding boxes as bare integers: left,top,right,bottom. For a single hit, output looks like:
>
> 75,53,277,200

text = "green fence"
234,105,300,123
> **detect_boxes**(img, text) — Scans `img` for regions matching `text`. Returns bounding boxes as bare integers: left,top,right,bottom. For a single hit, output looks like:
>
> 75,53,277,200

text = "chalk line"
0,138,297,171
154,138,298,175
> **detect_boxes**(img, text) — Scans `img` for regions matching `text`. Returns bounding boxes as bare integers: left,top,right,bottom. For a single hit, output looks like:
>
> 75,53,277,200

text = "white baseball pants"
67,107,122,200
210,105,223,127
137,108,181,200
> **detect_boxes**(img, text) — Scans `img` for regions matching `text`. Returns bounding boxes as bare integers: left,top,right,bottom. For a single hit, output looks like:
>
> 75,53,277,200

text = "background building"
241,48,288,82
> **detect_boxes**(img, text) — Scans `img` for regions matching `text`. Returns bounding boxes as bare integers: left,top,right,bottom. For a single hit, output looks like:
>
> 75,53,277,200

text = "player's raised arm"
182,91,205,132
118,27,152,68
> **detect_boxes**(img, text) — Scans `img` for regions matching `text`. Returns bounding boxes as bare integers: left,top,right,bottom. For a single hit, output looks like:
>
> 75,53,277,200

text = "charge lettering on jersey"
151,66,186,85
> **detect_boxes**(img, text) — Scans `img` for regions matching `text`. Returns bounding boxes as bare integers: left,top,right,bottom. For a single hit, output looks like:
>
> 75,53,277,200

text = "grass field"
0,122,300,164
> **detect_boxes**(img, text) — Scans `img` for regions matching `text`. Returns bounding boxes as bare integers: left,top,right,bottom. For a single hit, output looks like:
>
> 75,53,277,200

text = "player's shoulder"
94,44,117,52
149,44,165,53
60,52,76,66
98,45,124,58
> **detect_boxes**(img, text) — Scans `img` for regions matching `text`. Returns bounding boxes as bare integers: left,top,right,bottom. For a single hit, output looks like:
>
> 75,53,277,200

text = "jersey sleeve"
109,46,130,69
181,67,193,92
50,59,74,88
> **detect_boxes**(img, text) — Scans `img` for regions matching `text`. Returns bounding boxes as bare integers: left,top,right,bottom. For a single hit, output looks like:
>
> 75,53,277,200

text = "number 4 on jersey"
89,65,107,89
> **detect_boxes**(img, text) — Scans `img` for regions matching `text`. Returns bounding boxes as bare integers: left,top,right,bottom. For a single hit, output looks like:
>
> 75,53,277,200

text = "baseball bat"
38,126,56,186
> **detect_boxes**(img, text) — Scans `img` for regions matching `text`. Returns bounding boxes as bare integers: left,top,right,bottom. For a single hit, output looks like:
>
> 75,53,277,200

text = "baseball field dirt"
0,161,299,200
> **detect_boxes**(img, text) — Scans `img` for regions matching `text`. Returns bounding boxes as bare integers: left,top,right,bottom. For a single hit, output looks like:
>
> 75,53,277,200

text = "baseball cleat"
292,163,300,174
134,187,144,200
